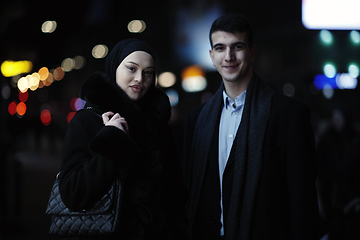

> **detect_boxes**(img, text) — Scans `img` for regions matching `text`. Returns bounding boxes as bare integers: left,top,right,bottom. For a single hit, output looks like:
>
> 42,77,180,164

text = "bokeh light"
40,109,51,126
1,60,33,77
32,72,40,81
348,64,359,78
38,80,45,89
158,72,176,88
283,83,295,97
92,44,108,59
61,58,75,72
165,89,179,107
336,73,358,89
16,102,27,116
70,97,85,111
75,98,85,111
29,73,40,91
41,21,57,33
38,67,49,80
45,72,54,86
324,63,336,78
350,30,360,44
53,67,65,80
19,91,29,102
8,101,17,115
323,84,334,99
320,30,333,45
17,77,28,93
1,84,11,99
313,74,337,90
74,56,86,69
70,98,77,111
128,20,146,33
302,0,360,30
181,65,207,92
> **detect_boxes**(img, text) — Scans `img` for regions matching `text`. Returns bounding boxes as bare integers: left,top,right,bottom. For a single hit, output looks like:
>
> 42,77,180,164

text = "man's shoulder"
273,92,307,107
189,102,207,114
186,102,207,123
271,92,310,116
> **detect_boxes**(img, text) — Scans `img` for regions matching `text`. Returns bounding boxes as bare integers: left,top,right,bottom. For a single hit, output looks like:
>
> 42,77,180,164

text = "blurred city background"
0,0,359,239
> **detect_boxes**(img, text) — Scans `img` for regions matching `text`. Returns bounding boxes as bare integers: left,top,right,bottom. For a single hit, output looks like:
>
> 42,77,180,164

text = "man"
183,13,319,240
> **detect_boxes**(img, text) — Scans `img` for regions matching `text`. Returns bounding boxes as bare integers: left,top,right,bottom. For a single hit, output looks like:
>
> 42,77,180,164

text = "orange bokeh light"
53,67,65,81
45,72,53,86
181,65,205,79
38,67,49,80
16,102,27,116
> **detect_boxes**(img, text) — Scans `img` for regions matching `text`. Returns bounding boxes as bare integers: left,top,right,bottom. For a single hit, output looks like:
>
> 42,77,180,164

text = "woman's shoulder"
67,108,103,129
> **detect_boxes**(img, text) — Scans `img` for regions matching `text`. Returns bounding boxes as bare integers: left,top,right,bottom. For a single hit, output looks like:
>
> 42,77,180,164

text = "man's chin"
222,76,240,83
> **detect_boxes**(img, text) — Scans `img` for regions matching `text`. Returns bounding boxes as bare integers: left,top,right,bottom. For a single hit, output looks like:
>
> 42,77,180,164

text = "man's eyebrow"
213,43,224,49
213,41,246,49
233,41,246,46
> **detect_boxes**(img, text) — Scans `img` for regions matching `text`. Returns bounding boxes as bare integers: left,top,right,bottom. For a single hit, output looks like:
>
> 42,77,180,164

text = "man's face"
209,31,256,84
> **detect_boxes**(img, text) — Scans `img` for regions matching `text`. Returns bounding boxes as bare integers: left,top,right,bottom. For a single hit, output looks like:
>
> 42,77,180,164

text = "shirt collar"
222,90,247,109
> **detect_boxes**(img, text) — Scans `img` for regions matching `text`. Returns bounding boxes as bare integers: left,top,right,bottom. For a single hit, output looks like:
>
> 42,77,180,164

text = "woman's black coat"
59,72,188,240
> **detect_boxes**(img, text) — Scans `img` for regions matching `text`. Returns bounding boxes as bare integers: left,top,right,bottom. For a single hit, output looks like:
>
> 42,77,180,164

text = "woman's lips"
130,85,143,93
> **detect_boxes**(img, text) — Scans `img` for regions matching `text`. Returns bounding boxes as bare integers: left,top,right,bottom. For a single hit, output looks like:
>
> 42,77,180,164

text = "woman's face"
116,51,155,101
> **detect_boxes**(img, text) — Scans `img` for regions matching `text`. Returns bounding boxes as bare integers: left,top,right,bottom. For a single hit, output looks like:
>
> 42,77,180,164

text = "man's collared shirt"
218,90,246,236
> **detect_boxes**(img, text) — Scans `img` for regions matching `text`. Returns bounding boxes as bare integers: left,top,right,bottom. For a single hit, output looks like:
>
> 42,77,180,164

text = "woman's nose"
134,71,143,82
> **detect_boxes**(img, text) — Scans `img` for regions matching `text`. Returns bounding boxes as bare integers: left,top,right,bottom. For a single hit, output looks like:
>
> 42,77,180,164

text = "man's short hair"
209,13,254,49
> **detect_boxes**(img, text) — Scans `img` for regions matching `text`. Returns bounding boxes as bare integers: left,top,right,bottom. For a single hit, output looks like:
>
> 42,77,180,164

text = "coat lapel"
226,74,274,240
188,83,224,227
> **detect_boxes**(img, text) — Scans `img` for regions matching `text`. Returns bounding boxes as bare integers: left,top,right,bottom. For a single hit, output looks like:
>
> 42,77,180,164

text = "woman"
59,39,188,239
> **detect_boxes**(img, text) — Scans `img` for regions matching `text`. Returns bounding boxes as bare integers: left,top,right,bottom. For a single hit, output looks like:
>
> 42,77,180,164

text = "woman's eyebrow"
126,61,139,66
126,61,154,69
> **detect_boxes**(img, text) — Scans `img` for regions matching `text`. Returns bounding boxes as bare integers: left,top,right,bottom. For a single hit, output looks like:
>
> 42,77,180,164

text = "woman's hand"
102,111,129,133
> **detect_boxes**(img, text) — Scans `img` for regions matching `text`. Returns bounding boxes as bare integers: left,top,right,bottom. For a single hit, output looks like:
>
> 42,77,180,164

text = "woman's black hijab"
105,38,155,83
102,38,169,123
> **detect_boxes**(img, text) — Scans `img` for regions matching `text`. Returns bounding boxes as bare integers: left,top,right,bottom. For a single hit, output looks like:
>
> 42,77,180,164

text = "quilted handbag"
46,172,122,237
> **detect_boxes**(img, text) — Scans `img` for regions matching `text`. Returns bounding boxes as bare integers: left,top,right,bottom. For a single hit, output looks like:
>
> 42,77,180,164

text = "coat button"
211,217,216,224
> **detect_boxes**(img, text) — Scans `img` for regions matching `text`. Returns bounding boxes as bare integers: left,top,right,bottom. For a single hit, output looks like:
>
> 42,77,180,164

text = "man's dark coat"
183,73,319,240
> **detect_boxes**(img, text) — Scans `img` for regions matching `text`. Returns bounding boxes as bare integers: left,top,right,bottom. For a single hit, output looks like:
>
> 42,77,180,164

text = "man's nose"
224,48,235,61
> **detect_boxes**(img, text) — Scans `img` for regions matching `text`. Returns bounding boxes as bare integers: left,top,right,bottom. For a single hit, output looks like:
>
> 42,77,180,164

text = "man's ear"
250,45,257,62
209,49,215,65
